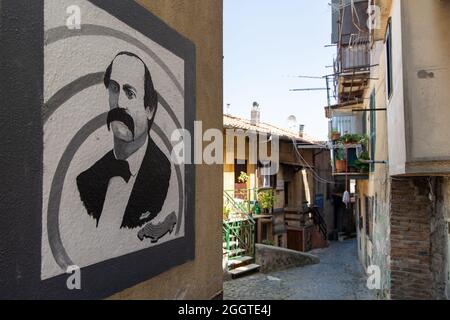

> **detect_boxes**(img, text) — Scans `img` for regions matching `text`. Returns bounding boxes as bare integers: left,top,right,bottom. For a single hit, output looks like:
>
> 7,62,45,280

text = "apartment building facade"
327,0,450,299
223,108,332,252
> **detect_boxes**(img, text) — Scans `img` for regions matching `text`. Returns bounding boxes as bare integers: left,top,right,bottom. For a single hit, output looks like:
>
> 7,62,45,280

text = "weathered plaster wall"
109,0,223,300
387,0,450,174
223,163,235,192
356,37,392,299
402,0,450,162
368,39,391,299
356,181,368,266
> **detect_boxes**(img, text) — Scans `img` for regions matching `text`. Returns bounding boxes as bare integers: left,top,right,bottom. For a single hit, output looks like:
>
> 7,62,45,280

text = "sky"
224,0,336,140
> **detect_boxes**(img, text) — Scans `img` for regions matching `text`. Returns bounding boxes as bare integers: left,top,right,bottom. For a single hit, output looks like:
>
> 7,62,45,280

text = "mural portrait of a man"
37,0,194,285
76,52,171,230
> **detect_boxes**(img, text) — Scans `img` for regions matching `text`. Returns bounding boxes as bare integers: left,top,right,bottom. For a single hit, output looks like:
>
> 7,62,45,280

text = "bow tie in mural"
106,157,132,183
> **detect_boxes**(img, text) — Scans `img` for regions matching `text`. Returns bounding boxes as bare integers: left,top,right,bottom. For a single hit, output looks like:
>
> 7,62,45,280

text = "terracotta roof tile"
223,114,319,144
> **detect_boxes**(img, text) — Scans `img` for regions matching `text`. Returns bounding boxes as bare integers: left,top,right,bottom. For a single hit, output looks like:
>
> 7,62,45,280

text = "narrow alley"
2,0,450,304
224,239,374,300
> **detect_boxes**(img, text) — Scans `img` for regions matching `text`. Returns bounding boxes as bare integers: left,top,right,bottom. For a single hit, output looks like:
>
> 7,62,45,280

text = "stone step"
227,255,253,268
229,264,260,278
227,248,246,257
223,241,238,248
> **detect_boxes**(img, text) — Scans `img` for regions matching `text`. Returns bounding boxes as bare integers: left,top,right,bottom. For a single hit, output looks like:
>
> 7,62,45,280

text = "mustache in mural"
107,107,135,139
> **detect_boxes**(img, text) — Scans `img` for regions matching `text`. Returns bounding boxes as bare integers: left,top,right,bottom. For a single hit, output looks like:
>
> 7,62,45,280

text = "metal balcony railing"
341,43,370,71
337,35,370,74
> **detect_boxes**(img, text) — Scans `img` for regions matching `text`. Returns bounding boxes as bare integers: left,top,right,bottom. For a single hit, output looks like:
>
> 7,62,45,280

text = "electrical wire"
289,137,337,185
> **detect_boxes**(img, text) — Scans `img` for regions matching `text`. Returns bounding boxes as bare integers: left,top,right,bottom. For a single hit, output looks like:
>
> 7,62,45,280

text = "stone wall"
255,244,319,274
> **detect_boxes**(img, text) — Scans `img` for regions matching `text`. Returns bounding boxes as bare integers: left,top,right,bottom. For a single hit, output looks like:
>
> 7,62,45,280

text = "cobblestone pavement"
224,239,375,300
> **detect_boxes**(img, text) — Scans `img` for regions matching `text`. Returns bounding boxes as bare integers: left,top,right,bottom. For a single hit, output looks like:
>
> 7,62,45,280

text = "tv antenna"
289,75,333,107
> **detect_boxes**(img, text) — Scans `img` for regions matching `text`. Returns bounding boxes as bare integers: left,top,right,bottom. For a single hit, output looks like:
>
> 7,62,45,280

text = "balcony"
329,114,370,180
331,143,369,180
330,0,371,109
341,42,370,71
334,37,371,107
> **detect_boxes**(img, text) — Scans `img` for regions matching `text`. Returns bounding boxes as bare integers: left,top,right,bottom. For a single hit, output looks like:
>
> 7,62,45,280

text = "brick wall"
390,177,447,300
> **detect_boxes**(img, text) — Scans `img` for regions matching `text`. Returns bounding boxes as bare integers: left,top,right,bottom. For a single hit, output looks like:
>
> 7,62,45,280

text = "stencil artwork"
76,52,172,230
40,0,195,283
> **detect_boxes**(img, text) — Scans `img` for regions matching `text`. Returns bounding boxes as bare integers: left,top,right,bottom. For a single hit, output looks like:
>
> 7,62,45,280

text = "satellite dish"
286,115,298,131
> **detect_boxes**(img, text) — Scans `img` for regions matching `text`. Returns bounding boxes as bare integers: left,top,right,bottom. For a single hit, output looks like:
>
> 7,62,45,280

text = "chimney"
251,102,260,126
299,124,305,138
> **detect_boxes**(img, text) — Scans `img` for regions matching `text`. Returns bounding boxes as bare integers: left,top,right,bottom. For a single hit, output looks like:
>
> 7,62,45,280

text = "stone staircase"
225,253,260,278
223,235,260,279
223,190,260,278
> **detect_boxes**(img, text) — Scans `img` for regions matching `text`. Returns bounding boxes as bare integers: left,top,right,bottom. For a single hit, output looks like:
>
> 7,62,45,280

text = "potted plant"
358,134,369,148
339,133,369,146
238,171,249,184
330,129,341,141
334,146,347,173
257,191,275,214
339,133,357,144
354,151,370,173
235,171,249,199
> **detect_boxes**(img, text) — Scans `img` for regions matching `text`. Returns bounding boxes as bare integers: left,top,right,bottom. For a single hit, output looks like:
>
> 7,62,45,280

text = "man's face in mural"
106,55,155,142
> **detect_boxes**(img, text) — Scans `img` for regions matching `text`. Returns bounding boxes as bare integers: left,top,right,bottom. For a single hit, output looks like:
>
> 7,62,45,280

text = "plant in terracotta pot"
235,171,249,199
334,146,347,173
237,171,249,184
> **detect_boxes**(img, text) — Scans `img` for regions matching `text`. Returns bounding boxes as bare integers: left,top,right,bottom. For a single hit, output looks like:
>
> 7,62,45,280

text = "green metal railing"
224,188,258,218
223,219,255,261
223,189,256,263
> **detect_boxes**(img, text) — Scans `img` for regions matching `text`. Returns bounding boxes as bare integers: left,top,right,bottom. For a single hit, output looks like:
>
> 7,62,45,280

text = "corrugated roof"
223,114,319,145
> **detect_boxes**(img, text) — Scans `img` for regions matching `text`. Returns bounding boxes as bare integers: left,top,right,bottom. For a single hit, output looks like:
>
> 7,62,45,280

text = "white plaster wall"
42,0,185,280
386,0,407,175
401,0,450,161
